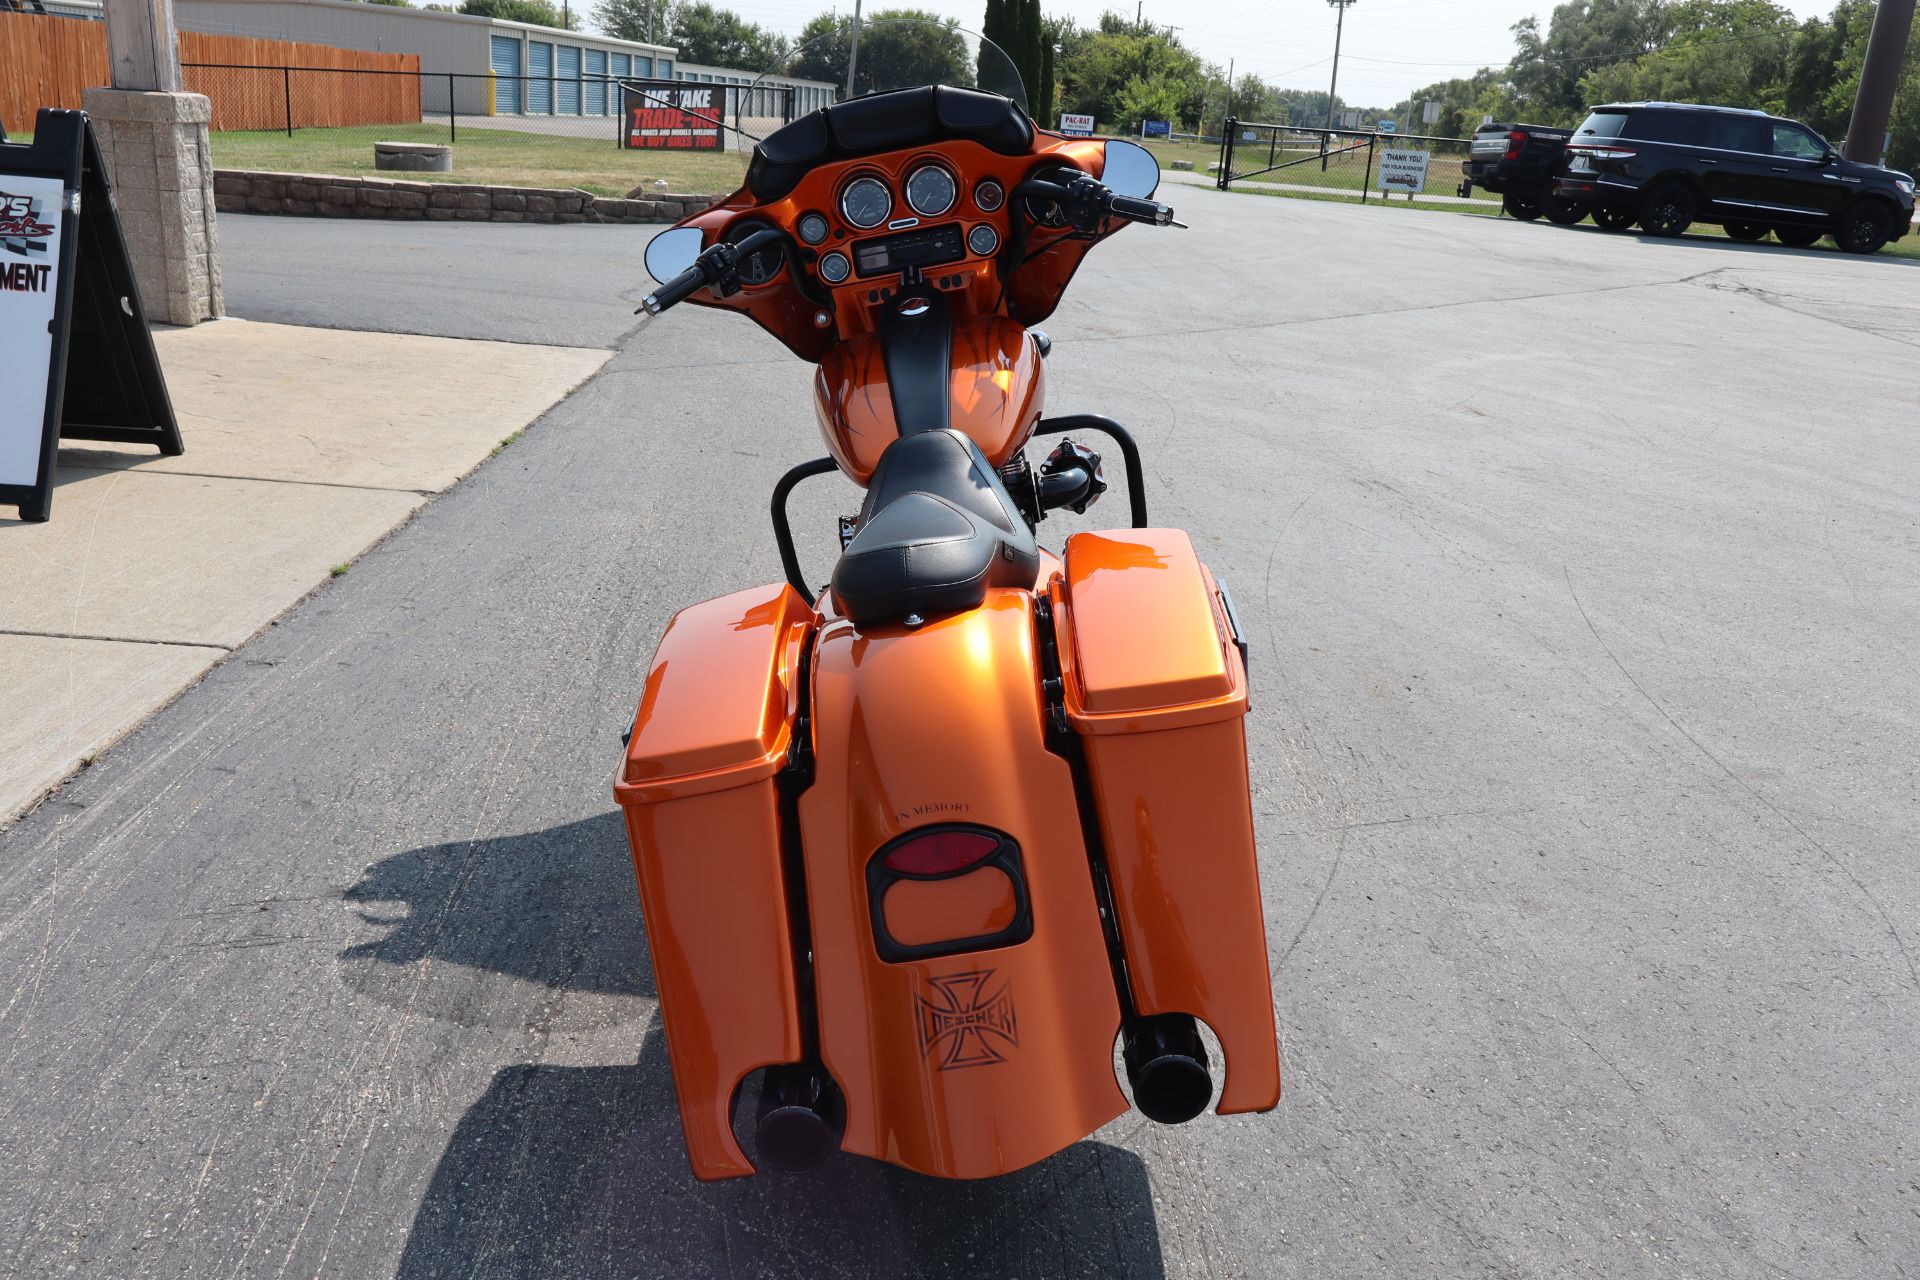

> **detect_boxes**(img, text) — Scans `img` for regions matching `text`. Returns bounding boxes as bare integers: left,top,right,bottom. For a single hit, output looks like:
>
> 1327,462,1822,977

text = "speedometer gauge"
840,176,892,229
904,165,957,217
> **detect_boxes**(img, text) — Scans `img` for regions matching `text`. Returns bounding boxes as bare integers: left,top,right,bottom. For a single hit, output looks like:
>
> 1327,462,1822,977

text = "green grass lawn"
208,122,748,196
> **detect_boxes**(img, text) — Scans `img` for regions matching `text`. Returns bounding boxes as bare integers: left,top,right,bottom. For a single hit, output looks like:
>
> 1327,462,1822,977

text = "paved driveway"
2,194,1917,1278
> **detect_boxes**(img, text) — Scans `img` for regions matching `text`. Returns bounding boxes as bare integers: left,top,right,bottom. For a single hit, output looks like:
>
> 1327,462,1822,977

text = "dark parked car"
1554,100,1916,253
1462,121,1582,222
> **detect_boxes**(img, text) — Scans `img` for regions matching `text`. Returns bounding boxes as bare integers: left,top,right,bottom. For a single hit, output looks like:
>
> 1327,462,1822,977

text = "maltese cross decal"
916,970,1018,1070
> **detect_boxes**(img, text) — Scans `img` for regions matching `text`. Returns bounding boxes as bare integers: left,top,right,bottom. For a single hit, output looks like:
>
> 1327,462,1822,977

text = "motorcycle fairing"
798,590,1128,1178
614,584,816,1179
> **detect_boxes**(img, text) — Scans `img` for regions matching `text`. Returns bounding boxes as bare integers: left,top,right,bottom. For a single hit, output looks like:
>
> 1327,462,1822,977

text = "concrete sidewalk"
0,318,608,821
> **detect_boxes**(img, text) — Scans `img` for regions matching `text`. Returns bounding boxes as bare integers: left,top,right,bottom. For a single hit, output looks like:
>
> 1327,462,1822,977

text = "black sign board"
621,81,727,152
1,108,182,523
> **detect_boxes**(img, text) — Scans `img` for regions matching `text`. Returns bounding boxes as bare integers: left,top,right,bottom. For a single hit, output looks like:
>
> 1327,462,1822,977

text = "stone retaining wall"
212,171,718,224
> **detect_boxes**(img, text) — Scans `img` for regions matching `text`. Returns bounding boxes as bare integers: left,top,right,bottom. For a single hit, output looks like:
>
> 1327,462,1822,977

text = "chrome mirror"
644,226,704,284
1102,139,1160,198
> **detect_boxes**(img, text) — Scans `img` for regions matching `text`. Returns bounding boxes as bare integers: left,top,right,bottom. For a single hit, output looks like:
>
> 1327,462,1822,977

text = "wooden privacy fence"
0,13,421,136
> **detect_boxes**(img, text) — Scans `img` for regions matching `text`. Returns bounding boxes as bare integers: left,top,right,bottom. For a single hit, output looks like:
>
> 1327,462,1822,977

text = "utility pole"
1322,0,1355,169
845,0,863,98
1225,56,1233,122
1843,0,1914,164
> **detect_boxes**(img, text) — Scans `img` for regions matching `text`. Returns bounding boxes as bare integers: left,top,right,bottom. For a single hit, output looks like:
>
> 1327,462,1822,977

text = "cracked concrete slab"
0,467,423,648
60,319,611,493
1,316,614,821
0,634,225,814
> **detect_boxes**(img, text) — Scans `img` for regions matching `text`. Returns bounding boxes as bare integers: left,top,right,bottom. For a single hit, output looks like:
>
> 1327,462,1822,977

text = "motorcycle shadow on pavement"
399,1030,1169,1280
338,811,657,1029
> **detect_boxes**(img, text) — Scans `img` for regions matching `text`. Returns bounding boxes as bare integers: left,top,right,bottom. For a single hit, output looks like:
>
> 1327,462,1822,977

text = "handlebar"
642,227,790,315
1012,176,1182,229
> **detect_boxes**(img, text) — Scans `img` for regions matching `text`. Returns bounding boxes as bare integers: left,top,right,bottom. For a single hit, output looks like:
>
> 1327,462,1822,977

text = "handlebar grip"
1106,192,1177,226
643,264,706,315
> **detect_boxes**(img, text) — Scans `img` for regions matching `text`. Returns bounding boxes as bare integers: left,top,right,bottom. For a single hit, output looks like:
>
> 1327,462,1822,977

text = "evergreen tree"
1023,0,1044,108
1038,35,1055,124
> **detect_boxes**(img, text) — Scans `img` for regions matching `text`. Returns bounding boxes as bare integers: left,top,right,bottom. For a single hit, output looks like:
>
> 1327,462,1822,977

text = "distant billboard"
1143,119,1172,137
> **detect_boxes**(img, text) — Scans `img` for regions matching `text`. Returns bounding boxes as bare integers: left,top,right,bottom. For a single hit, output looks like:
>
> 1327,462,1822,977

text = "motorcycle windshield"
752,19,1029,117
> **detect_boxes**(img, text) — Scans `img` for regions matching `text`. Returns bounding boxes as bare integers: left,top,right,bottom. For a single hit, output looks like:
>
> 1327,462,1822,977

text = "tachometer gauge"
796,211,830,245
724,219,784,286
905,165,957,217
840,176,892,229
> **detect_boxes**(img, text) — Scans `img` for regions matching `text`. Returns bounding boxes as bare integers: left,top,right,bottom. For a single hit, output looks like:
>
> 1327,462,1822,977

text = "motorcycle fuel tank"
811,314,1045,486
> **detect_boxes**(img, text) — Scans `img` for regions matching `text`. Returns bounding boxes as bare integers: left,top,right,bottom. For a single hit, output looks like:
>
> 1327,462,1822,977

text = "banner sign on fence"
1376,148,1432,195
1143,119,1171,138
623,83,724,150
1,110,181,522
1058,112,1095,136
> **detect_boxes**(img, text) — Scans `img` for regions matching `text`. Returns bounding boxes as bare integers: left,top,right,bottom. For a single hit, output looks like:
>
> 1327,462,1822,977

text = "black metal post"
283,65,293,137
1267,125,1276,170
1218,117,1236,190
1360,133,1373,204
448,72,456,142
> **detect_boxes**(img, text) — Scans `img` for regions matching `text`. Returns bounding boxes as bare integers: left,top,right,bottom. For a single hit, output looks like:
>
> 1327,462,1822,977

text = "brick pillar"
82,87,224,327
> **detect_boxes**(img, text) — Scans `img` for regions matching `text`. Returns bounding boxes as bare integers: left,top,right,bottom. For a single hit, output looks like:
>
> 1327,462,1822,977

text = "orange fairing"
798,591,1127,1177
1054,530,1283,1114
614,584,817,1179
813,315,1045,484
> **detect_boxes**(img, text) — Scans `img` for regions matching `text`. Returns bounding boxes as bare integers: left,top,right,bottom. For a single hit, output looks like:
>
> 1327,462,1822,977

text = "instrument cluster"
762,158,1021,297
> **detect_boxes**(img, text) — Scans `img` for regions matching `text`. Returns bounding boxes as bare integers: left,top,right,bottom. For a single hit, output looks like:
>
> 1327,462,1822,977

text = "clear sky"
648,0,1835,107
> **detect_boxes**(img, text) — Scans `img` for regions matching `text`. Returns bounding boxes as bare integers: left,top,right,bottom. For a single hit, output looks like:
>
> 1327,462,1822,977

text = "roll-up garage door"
489,35,521,114
585,49,608,115
527,41,553,113
556,45,582,115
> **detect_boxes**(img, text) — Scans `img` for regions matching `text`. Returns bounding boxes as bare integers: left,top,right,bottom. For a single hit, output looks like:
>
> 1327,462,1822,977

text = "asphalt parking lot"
3,192,1918,1279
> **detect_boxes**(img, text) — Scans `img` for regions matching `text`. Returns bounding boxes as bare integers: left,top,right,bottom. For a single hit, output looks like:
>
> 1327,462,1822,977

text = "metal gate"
489,34,520,114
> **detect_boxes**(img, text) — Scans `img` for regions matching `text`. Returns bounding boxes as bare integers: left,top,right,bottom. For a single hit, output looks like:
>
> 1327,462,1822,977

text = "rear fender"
797,591,1127,1179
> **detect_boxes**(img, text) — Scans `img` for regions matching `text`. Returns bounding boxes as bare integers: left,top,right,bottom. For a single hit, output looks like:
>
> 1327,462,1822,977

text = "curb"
212,170,719,224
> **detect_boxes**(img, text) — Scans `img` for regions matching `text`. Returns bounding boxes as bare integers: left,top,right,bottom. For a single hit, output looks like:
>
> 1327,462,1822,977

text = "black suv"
1555,101,1916,253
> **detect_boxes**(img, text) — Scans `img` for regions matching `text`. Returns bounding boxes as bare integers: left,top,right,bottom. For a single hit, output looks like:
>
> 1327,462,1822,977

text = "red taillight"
882,830,999,876
1504,129,1528,160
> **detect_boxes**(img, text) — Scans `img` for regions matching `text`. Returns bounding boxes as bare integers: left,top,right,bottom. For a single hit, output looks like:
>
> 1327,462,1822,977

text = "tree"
361,0,413,7
458,0,578,29
595,0,670,44
1038,38,1055,123
659,2,788,67
789,9,973,94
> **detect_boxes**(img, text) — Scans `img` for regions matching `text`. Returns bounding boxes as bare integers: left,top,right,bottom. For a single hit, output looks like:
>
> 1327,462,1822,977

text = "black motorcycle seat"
830,430,1039,626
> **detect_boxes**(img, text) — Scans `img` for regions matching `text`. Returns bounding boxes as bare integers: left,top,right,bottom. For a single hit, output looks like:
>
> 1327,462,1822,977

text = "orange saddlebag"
613,584,816,1180
1053,530,1282,1114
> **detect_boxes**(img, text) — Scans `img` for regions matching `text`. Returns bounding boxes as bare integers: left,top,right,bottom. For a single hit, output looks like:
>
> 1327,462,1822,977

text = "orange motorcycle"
615,23,1280,1181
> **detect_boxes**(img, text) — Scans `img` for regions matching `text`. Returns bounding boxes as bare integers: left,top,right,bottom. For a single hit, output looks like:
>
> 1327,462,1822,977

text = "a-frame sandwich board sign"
1,108,183,523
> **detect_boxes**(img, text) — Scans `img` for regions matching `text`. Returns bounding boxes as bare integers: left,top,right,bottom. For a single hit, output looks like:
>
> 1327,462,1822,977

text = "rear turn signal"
1504,129,1528,160
882,829,998,876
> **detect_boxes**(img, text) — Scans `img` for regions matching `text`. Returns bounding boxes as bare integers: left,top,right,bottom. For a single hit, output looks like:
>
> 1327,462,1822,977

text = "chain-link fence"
180,64,801,196
1212,119,1490,212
